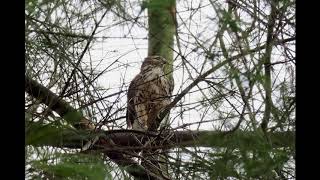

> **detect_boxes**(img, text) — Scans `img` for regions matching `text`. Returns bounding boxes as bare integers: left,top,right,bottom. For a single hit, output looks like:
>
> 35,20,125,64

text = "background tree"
25,0,295,179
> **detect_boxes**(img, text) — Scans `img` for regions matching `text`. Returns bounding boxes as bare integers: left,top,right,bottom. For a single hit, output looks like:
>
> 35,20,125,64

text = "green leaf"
26,122,63,145
32,153,111,180
63,111,83,124
221,10,240,32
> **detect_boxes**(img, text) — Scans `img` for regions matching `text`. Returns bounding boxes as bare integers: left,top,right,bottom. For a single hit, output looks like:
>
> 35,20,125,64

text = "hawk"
126,56,173,131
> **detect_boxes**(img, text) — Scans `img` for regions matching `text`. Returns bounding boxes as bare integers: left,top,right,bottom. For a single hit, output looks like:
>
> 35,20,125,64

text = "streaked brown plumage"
126,56,173,131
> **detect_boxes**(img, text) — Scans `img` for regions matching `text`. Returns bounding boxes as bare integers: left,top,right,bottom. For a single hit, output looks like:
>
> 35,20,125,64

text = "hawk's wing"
126,75,139,129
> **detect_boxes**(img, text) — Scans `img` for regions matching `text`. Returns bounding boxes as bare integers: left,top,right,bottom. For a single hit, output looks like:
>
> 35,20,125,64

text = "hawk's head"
141,56,167,70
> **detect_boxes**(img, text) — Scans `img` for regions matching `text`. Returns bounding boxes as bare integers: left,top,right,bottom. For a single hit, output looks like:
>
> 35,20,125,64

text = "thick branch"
261,1,277,132
25,75,77,118
26,121,294,149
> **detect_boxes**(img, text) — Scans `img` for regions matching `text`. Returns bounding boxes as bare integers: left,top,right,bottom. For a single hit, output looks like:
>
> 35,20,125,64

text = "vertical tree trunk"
143,0,176,179
148,0,175,85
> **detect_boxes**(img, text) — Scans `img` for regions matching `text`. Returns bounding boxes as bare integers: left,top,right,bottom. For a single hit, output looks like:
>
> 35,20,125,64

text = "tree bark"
26,121,294,149
147,0,176,177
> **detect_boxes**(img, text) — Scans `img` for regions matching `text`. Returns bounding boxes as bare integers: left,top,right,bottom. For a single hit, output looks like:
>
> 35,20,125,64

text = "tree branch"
261,1,277,134
25,75,77,118
25,75,161,180
27,124,294,149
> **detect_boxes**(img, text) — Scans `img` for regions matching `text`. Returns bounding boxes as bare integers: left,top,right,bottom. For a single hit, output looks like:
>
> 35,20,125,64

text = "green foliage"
26,121,63,146
26,120,72,146
25,0,38,13
31,153,112,180
63,111,84,125
26,119,103,147
207,151,240,179
221,10,240,32
189,131,293,179
26,125,55,146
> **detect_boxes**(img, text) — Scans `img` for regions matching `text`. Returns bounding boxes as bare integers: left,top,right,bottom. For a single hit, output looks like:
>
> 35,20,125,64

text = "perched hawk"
126,56,173,131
